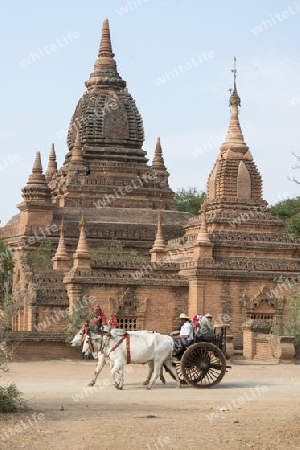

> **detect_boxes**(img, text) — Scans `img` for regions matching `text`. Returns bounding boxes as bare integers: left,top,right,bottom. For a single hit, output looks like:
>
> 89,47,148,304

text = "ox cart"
169,324,231,388
71,323,230,389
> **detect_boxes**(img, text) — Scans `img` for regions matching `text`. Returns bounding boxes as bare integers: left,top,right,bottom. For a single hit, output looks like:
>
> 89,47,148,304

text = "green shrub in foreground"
0,382,28,413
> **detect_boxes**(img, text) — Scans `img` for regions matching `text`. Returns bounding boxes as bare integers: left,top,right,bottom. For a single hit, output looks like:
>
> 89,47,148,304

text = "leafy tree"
65,300,92,346
0,238,14,370
270,197,300,222
27,241,56,270
0,239,27,411
285,214,300,238
0,237,14,305
270,197,300,237
0,239,20,370
271,276,300,358
90,238,145,263
174,187,206,215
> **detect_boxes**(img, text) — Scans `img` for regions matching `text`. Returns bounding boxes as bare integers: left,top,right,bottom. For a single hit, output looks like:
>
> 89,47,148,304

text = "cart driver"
170,313,194,354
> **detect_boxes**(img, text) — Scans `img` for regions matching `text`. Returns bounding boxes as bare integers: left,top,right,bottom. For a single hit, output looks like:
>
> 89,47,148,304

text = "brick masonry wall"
254,336,272,358
10,342,80,360
187,276,284,348
34,307,69,332
243,329,255,359
86,284,189,334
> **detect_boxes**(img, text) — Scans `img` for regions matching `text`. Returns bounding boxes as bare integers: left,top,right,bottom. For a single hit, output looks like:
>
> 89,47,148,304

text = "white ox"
70,328,167,386
70,327,157,349
84,330,180,390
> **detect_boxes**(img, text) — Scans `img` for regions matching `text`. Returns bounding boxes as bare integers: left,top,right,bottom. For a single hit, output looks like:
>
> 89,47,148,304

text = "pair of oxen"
70,325,180,389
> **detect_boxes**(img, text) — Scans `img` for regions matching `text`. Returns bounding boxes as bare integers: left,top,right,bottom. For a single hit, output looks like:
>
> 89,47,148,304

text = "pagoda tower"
151,137,170,187
150,212,166,261
1,19,190,336
168,59,300,349
18,151,54,230
52,219,70,270
45,144,57,182
182,58,285,246
47,18,176,213
3,18,189,257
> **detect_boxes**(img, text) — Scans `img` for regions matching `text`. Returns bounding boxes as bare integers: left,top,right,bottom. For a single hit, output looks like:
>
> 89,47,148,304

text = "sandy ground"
0,359,299,450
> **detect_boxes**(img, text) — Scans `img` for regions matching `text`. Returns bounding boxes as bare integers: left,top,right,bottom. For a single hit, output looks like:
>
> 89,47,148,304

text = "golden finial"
59,218,66,231
79,214,86,227
229,56,241,112
231,56,237,82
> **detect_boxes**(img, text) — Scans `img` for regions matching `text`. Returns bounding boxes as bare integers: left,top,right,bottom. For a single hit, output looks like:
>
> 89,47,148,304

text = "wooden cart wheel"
180,342,226,388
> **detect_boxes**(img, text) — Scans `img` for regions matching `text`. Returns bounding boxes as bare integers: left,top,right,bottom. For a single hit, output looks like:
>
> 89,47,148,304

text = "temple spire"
220,57,249,158
48,143,57,169
152,212,166,250
56,219,68,255
52,219,70,270
77,215,89,253
193,203,213,259
73,215,91,269
151,137,169,186
150,212,166,261
152,137,166,171
19,151,53,228
71,130,84,165
94,18,116,72
26,152,47,186
46,143,57,181
98,18,115,59
196,203,211,243
85,18,126,91
32,151,43,174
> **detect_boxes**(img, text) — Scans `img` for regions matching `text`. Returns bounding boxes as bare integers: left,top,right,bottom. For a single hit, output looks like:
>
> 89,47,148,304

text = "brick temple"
1,19,300,359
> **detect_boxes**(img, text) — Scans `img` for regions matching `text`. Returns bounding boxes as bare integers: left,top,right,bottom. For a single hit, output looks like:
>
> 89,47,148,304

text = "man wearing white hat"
170,313,194,354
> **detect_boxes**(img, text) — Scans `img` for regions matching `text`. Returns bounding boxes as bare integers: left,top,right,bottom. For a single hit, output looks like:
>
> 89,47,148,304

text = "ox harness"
108,332,131,364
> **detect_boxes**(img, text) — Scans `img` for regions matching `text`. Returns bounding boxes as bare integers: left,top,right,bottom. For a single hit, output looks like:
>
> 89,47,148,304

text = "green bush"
270,196,300,237
285,213,300,238
27,241,55,270
271,276,300,357
174,187,206,215
90,238,145,263
0,239,27,411
0,237,14,306
0,382,27,413
65,301,92,345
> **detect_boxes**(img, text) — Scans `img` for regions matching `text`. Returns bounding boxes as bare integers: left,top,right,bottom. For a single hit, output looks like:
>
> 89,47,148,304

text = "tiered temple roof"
1,18,189,262
43,18,174,212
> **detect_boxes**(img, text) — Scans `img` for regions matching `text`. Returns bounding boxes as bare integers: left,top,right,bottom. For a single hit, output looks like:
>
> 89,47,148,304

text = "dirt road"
0,360,299,450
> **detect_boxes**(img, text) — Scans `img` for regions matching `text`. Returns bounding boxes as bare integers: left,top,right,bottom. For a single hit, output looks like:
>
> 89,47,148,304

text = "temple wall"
33,306,69,333
69,282,189,334
185,274,292,349
7,333,79,360
9,249,300,357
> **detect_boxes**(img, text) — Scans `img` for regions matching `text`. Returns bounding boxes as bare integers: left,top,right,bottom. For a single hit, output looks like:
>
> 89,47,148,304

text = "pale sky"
1,0,300,225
